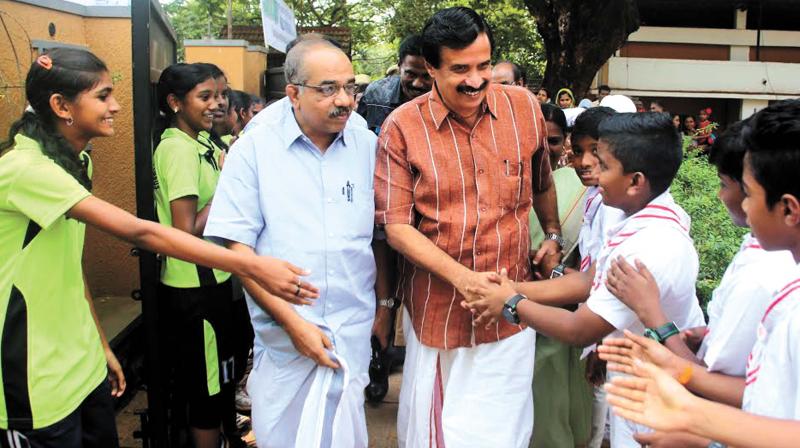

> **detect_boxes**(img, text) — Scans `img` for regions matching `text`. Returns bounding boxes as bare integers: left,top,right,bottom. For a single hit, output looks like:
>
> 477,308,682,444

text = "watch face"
502,306,517,324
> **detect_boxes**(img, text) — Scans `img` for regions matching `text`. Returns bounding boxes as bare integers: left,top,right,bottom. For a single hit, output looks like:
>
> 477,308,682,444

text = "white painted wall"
741,99,769,119
606,57,800,99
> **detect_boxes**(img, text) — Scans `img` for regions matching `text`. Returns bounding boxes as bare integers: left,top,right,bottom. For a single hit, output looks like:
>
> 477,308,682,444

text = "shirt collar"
283,107,351,150
160,127,212,155
428,81,499,130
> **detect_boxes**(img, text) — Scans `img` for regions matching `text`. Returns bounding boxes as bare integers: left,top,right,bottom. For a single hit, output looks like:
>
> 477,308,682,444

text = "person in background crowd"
591,85,611,106
354,73,371,109
536,86,551,104
650,100,665,113
375,7,561,446
193,63,231,152
223,90,253,145
357,34,432,135
671,113,681,130
492,60,525,86
696,107,716,149
633,98,646,113
0,47,315,448
355,33,434,404
529,103,594,448
152,62,243,448
249,95,266,115
681,114,697,137
386,65,399,77
557,87,576,109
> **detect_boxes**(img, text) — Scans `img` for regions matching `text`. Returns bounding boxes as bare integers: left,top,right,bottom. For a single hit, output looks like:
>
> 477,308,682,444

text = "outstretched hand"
604,360,698,434
598,330,688,379
250,255,319,305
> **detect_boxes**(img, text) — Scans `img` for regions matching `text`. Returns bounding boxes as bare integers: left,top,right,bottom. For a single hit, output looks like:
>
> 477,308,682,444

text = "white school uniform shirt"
742,266,800,419
697,234,797,376
586,191,705,338
577,186,624,272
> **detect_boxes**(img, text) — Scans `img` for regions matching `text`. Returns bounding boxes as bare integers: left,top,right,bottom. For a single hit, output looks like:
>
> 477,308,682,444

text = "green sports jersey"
0,134,106,430
153,128,231,288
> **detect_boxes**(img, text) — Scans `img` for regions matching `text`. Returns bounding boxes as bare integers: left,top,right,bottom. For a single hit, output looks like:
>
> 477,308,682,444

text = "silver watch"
378,297,399,309
545,232,565,249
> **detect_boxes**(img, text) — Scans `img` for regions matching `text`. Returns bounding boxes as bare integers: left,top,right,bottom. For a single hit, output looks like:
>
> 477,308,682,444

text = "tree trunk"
524,0,639,100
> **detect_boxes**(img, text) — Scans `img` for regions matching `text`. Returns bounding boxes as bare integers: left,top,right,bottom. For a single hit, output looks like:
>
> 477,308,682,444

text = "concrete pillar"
741,99,769,120
735,8,747,30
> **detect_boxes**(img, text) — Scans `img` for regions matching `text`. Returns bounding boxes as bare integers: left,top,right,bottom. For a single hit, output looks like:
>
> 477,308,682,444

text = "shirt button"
478,169,484,174
480,207,487,212
328,232,334,237
476,250,482,256
328,270,335,275
326,198,333,203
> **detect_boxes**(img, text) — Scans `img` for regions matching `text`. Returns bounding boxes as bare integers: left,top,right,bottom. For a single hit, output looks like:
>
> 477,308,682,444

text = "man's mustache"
329,106,352,118
457,81,489,94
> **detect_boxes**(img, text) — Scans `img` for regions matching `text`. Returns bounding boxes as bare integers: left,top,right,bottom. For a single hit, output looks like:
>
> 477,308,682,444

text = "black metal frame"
131,1,176,445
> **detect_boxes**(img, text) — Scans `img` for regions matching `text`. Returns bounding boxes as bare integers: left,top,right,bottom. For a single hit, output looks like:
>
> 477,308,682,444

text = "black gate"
131,1,176,446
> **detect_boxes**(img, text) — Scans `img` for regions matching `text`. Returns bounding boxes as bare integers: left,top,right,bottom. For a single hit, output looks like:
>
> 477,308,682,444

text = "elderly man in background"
492,60,526,87
205,38,380,447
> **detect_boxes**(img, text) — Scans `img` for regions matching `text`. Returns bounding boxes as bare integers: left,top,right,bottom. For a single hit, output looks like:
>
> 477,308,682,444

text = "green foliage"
161,0,545,80
671,148,747,307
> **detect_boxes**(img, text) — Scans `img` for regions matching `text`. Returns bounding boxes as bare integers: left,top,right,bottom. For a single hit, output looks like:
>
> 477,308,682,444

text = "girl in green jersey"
0,48,316,448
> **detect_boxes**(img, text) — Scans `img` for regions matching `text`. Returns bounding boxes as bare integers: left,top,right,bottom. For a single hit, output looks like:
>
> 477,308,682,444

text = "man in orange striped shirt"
374,7,561,447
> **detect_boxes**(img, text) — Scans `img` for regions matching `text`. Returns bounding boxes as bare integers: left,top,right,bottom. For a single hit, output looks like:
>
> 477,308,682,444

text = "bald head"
285,39,348,85
492,61,524,86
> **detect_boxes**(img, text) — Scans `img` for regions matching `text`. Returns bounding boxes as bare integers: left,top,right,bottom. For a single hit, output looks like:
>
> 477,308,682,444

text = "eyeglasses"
296,82,358,98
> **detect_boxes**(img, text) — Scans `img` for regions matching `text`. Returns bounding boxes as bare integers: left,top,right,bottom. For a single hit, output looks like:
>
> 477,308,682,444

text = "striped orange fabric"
375,84,551,349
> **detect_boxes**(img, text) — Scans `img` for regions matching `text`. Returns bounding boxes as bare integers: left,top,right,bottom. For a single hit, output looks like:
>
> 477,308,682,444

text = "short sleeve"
156,140,200,202
374,117,415,226
702,281,771,375
204,133,264,247
7,158,90,230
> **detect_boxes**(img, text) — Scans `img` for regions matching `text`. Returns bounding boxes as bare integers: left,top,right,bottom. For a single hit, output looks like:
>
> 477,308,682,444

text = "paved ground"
117,372,402,447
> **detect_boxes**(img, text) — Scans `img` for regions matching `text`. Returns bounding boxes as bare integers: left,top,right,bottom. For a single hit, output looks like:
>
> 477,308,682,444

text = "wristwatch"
378,297,400,310
644,321,680,344
550,263,566,279
544,232,566,249
707,442,727,448
502,294,527,325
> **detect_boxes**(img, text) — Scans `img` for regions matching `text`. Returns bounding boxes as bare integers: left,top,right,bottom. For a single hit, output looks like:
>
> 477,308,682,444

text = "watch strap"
645,321,680,343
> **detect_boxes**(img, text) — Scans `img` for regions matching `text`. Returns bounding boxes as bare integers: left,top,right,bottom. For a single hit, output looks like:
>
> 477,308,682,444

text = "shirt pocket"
347,188,376,239
498,159,524,209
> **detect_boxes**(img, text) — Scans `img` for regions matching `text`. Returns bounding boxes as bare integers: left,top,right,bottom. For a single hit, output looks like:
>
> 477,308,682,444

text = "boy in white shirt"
738,100,800,420
464,112,705,448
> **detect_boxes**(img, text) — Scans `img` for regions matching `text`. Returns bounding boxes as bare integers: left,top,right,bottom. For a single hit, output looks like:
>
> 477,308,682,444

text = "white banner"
260,0,297,53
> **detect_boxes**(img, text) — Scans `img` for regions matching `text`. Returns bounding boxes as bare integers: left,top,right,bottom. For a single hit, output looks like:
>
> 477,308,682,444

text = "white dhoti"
248,326,370,448
607,370,652,448
398,310,537,448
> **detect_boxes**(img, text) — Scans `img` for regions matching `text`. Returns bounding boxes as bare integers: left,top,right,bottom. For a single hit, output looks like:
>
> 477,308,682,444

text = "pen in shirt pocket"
341,181,354,202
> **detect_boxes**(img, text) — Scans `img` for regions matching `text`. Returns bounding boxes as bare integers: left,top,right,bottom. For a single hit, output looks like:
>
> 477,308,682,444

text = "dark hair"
743,99,800,208
154,63,216,146
250,94,266,106
495,60,525,85
650,100,664,109
228,90,253,123
540,103,566,136
599,85,611,92
708,119,749,182
680,114,697,134
572,106,616,140
598,112,682,196
421,7,494,68
194,62,225,80
398,34,424,66
536,86,550,98
0,48,108,190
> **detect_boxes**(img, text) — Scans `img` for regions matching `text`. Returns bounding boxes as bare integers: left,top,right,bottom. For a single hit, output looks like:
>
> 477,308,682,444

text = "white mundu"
698,233,797,376
742,267,800,419
586,191,705,448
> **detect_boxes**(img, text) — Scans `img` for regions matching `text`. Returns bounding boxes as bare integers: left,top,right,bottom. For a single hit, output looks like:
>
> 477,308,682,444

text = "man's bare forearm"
384,224,470,286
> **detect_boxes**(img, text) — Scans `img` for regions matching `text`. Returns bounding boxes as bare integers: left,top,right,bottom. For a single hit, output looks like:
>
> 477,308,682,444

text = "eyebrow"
95,86,113,95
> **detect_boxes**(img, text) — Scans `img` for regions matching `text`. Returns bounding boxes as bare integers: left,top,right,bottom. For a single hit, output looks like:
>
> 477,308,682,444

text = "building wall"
0,1,138,297
82,16,139,297
619,42,730,61
185,40,267,96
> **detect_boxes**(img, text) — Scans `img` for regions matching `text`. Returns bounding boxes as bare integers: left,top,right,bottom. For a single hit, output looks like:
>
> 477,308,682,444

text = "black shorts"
158,280,236,429
0,380,118,448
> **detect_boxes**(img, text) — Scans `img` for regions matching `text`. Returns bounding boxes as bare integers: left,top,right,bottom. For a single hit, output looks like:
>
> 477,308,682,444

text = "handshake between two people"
457,268,519,329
